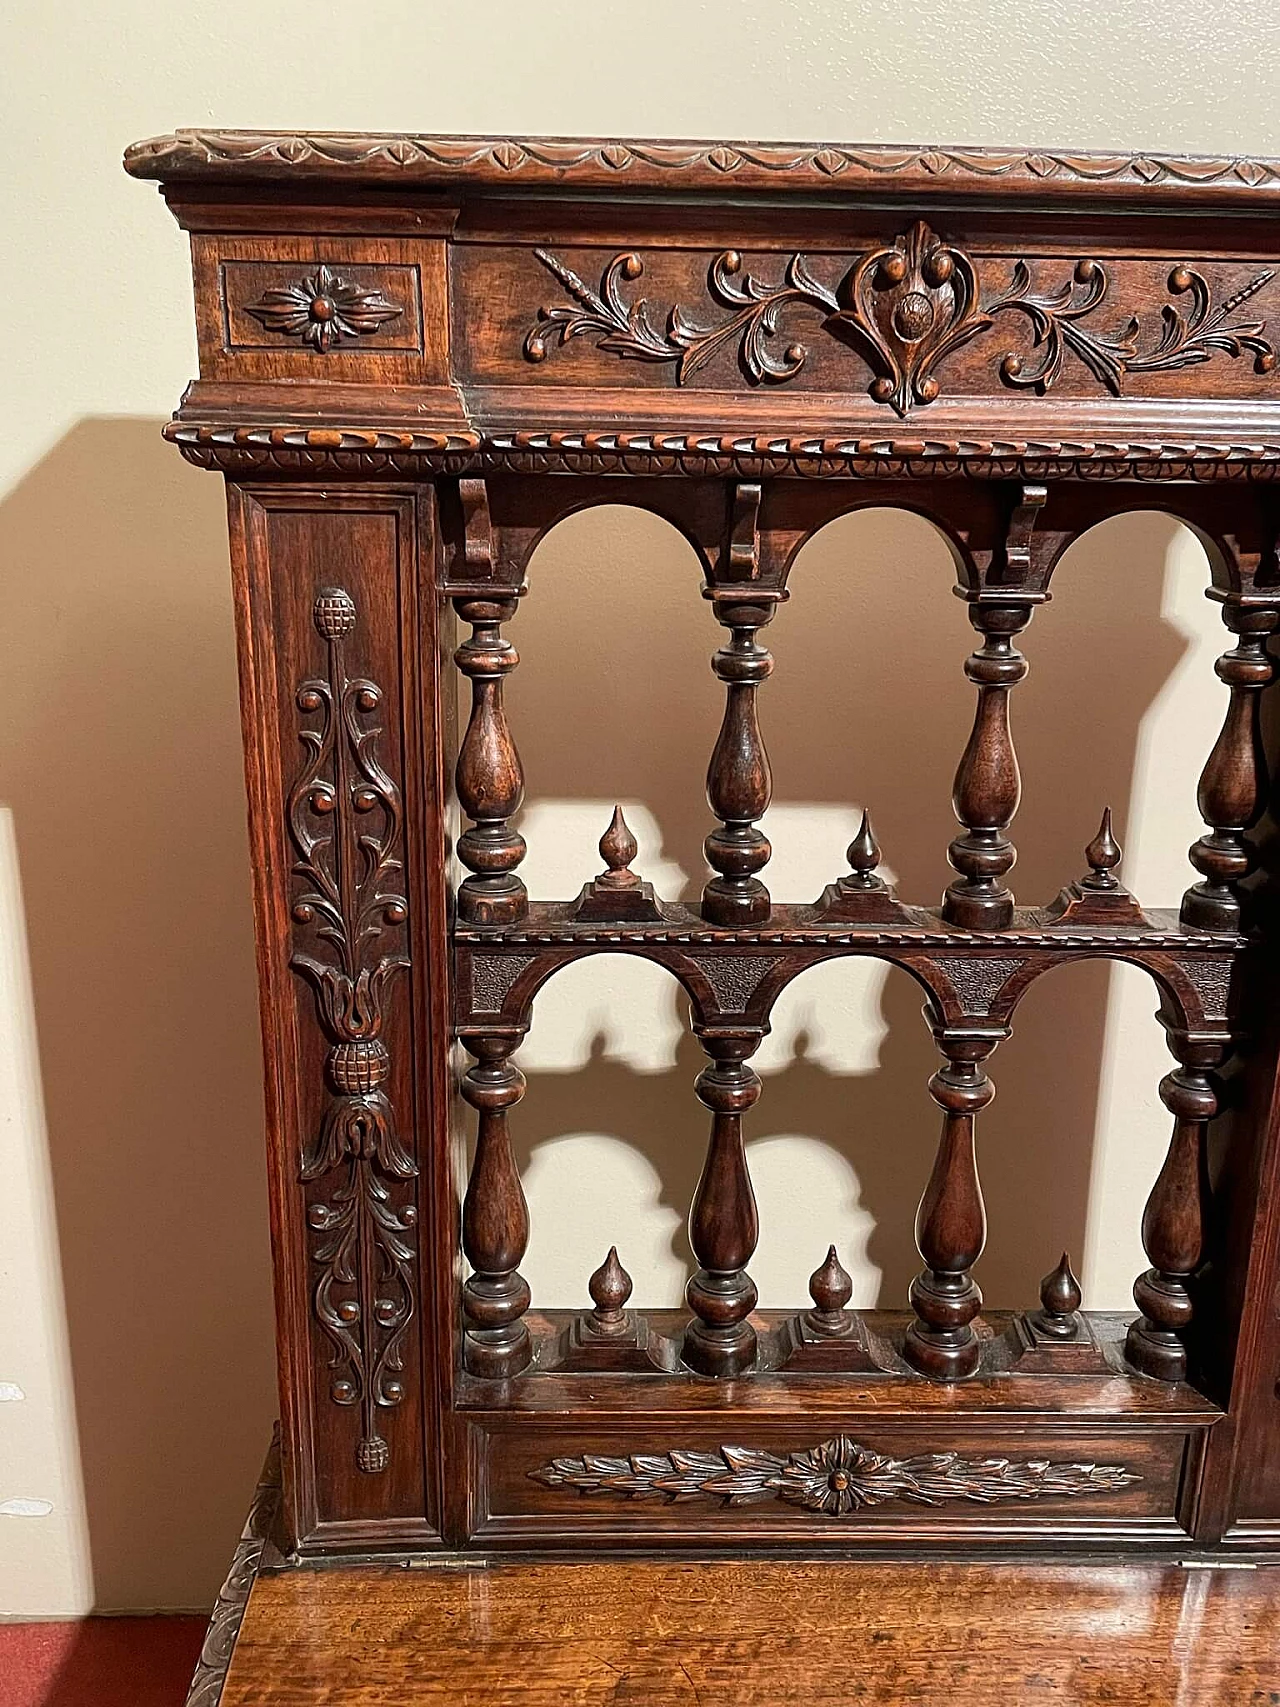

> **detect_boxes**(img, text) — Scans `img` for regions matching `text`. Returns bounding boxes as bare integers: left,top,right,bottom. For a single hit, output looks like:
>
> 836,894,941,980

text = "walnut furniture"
124,134,1280,1616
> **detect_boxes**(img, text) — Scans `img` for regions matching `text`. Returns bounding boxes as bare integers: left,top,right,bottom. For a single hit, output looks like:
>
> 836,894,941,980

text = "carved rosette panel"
532,1433,1137,1514
246,263,402,352
288,586,416,1475
527,231,1277,416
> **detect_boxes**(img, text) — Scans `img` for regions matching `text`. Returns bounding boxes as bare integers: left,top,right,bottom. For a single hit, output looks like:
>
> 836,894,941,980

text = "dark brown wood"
460,1036,532,1379
683,1037,762,1376
905,1035,997,1378
126,131,1280,1594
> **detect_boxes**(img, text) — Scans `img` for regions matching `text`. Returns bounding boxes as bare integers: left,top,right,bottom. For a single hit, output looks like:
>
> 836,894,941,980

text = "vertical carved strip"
453,593,528,924
288,587,415,1475
461,1036,532,1378
942,601,1033,929
683,1036,761,1375
1180,606,1277,931
1125,1040,1224,1382
904,1036,997,1379
702,595,774,925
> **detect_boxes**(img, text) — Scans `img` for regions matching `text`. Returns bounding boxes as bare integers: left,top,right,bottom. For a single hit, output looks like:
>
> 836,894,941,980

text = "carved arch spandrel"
455,936,1245,1039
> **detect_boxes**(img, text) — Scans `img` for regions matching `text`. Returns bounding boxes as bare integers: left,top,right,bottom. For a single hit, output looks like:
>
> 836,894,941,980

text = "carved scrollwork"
532,1433,1137,1514
289,585,416,1475
527,232,1277,415
245,263,402,352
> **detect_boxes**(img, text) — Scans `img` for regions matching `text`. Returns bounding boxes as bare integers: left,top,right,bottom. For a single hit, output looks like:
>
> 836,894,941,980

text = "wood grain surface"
220,1557,1280,1705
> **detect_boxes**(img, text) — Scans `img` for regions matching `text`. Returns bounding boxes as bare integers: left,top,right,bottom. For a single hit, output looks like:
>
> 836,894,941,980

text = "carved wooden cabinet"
126,131,1280,1560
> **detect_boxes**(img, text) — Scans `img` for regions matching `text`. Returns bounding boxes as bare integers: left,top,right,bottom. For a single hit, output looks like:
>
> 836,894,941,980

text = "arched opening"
748,956,939,1310
512,952,695,1309
504,503,717,901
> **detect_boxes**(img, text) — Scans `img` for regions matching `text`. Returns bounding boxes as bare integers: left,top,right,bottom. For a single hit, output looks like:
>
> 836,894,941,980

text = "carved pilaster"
1181,605,1277,931
288,587,415,1475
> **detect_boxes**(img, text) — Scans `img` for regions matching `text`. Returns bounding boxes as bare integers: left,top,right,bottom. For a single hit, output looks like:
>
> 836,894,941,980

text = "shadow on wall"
506,504,1193,1314
0,420,275,1610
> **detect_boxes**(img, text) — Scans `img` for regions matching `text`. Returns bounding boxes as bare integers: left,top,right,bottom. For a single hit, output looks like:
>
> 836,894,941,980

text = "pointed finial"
596,807,640,890
845,811,882,889
588,1247,633,1330
1082,808,1121,890
1035,1251,1083,1337
806,1245,853,1334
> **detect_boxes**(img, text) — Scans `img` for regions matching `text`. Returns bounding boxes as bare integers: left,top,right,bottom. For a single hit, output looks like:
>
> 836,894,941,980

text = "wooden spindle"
1180,606,1277,932
683,1036,761,1375
806,1245,854,1337
702,597,774,925
942,601,1033,930
904,1036,997,1379
1033,1252,1084,1339
1125,1042,1222,1382
453,594,527,925
460,1035,531,1378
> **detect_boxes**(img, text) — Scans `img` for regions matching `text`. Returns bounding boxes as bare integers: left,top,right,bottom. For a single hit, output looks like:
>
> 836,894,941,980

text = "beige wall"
3,2,1278,1615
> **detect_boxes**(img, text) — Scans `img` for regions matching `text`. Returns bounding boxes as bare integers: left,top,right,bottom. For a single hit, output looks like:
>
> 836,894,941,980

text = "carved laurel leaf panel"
530,1434,1139,1516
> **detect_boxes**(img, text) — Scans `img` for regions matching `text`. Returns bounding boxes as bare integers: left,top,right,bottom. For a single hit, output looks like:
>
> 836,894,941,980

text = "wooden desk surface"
218,1557,1280,1705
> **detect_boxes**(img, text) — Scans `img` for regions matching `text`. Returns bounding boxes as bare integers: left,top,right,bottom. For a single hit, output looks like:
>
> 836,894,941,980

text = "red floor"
0,1617,206,1707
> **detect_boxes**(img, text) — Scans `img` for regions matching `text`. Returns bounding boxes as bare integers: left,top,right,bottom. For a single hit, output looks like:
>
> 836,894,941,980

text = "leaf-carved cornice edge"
162,419,1280,481
126,131,1280,207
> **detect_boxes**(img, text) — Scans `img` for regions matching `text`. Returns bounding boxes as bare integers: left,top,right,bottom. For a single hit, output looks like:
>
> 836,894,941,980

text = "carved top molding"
125,131,1280,208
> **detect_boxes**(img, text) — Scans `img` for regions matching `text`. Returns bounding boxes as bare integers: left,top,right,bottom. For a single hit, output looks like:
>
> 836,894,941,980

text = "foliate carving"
528,235,1276,415
688,953,783,1011
527,247,836,384
989,261,1275,394
245,263,402,352
532,1434,1137,1514
471,953,536,1013
289,586,416,1475
934,956,1028,1015
185,1439,280,1707
834,221,990,415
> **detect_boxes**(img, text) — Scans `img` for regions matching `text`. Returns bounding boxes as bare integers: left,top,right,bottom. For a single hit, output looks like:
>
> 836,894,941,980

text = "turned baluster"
702,597,774,925
904,1035,998,1379
943,601,1034,930
460,1035,531,1378
1180,606,1277,932
454,595,527,925
684,1035,761,1375
1125,1040,1224,1382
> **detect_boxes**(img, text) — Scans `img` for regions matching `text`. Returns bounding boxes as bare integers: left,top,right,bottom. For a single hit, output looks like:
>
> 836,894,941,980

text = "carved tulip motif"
246,263,402,352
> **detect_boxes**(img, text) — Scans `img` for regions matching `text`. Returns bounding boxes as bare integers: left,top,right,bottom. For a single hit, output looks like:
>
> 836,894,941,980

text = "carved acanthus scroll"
289,587,416,1474
528,231,1276,414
